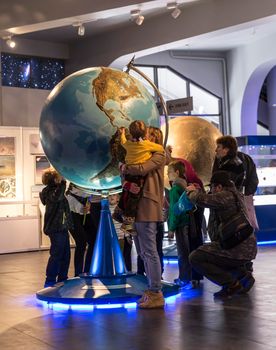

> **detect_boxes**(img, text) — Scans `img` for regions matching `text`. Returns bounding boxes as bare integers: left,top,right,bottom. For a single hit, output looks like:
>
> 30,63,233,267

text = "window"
190,83,220,115
133,64,223,131
129,66,155,97
157,68,187,101
1,53,65,90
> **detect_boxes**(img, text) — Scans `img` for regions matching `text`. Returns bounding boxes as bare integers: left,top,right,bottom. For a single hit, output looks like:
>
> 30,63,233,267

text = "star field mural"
1,53,65,90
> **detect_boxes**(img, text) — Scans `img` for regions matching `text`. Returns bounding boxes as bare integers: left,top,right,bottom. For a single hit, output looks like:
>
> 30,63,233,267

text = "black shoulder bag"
219,190,253,249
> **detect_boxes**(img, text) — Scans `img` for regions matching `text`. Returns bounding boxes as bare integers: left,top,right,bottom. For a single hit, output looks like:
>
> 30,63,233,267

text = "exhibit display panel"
0,127,47,253
237,135,276,242
0,127,79,253
0,201,40,253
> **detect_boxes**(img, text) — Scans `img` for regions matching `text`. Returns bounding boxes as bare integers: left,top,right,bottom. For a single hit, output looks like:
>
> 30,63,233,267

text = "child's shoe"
174,278,190,287
44,281,56,288
121,216,136,235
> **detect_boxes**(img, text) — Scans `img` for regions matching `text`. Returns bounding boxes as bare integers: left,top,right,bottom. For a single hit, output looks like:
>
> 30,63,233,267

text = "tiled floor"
0,246,275,350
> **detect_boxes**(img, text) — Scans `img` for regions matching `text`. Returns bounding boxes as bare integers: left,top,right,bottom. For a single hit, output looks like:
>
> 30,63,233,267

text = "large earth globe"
40,67,160,193
162,116,222,186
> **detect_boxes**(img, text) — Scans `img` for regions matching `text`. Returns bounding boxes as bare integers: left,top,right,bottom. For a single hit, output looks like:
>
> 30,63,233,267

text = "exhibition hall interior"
1,1,276,349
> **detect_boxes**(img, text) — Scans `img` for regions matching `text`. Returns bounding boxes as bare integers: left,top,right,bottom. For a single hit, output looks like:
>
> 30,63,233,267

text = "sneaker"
44,281,56,288
137,290,150,304
214,281,244,299
238,273,255,293
121,223,137,236
121,223,133,231
174,278,190,287
138,291,165,309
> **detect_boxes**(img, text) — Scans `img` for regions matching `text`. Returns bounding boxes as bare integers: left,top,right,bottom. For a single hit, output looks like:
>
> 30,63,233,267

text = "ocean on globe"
40,67,160,193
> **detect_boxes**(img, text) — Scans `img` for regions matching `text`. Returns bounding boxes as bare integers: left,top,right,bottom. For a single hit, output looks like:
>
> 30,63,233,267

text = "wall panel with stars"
1,53,65,90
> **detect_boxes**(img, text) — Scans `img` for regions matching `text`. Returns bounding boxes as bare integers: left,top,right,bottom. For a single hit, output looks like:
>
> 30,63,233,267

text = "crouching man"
186,170,257,299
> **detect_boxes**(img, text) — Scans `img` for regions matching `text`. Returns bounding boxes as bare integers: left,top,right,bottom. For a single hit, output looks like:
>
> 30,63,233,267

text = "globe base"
36,274,180,304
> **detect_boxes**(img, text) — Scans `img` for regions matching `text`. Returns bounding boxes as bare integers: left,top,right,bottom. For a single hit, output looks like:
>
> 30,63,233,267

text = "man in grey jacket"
187,171,257,299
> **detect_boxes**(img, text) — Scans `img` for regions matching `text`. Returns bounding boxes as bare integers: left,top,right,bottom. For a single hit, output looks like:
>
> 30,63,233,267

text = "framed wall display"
0,137,16,199
35,155,50,185
29,134,44,155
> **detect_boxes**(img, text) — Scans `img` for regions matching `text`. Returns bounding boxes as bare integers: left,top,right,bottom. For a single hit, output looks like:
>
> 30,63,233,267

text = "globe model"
40,67,160,193
162,116,222,186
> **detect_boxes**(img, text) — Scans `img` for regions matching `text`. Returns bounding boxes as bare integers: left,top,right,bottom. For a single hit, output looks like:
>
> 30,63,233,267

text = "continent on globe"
92,68,143,127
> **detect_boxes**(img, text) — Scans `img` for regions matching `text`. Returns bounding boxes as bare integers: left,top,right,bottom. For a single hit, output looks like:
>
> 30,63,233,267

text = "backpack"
237,152,259,196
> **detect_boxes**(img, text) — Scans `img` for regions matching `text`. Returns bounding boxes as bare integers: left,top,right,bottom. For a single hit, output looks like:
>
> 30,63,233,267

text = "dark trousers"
70,212,88,276
137,222,164,275
123,236,133,272
189,207,204,281
84,202,101,273
189,249,248,286
46,230,70,284
175,225,192,282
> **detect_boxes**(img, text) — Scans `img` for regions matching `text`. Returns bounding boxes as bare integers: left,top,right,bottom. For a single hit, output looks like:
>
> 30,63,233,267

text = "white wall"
227,33,276,136
1,87,49,127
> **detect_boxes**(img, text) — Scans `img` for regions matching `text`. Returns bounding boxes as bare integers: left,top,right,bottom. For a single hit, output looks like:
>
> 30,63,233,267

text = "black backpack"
237,152,259,196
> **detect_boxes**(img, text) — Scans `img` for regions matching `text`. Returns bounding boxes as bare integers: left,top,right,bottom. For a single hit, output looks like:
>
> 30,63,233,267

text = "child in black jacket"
39,169,73,288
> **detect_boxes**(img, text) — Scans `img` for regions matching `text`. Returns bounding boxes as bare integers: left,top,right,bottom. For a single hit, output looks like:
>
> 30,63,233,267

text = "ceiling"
176,19,276,51
1,0,201,43
1,0,276,52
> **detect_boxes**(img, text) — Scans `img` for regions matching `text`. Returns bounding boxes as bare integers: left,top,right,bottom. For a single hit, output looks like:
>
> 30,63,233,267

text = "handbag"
173,191,194,215
219,190,253,249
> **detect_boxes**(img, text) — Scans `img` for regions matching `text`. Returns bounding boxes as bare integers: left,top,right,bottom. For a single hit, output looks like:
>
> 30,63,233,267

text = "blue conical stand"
89,198,127,277
36,199,179,305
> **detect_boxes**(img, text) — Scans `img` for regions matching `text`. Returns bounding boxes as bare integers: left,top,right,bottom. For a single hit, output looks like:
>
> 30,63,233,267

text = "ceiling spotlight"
171,7,181,19
78,23,85,36
130,9,144,26
6,37,16,48
167,2,181,19
136,15,144,26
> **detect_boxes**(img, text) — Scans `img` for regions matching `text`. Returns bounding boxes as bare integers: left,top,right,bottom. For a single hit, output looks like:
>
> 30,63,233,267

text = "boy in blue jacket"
40,169,73,288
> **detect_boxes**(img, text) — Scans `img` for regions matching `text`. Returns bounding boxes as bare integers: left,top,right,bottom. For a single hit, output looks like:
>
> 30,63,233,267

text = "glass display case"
237,135,276,242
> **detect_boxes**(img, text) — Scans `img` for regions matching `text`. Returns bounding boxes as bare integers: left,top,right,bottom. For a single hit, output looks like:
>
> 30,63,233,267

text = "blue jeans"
134,222,162,292
46,230,71,285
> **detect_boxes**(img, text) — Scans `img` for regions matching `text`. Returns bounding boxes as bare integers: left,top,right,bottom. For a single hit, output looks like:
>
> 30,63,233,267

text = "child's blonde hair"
42,168,59,185
129,120,147,140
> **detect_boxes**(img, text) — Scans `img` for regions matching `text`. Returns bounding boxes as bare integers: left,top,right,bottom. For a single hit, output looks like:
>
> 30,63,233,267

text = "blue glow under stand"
36,199,180,305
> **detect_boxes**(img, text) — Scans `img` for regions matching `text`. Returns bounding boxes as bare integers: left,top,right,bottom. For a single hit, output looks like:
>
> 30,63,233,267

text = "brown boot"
137,290,150,304
138,291,165,309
